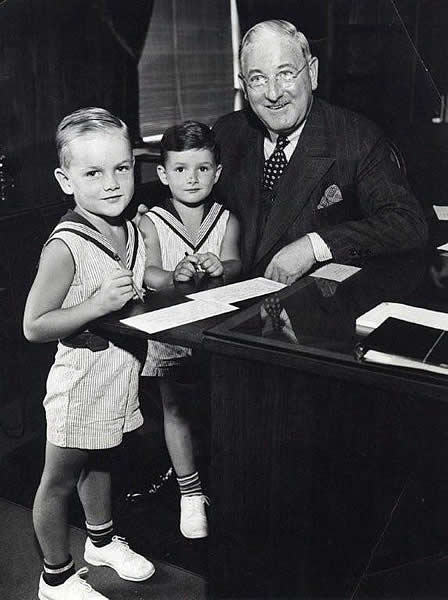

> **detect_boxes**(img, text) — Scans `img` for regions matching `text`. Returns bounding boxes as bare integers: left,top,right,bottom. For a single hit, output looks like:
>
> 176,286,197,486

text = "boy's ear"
157,165,169,186
54,168,73,195
214,163,223,184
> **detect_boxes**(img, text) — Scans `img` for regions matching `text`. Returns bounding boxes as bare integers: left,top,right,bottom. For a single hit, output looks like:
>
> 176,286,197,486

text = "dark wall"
0,0,151,213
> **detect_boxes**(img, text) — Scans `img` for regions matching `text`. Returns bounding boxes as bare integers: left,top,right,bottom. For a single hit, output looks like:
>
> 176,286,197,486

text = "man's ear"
157,165,169,186
309,56,319,91
54,168,73,195
238,73,248,100
214,164,223,184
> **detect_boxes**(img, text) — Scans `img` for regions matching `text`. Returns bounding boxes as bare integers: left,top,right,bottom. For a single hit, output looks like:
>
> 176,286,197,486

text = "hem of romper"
47,411,144,450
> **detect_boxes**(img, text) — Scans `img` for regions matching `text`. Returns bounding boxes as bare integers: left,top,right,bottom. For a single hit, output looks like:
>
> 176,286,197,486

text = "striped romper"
141,200,230,377
43,212,146,450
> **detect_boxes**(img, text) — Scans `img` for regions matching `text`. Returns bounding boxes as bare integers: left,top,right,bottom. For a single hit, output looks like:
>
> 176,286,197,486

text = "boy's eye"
85,170,100,178
199,166,209,172
117,165,130,173
175,167,184,173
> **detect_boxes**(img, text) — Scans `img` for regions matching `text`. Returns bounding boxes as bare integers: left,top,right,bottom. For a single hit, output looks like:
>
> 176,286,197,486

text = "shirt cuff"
307,232,333,262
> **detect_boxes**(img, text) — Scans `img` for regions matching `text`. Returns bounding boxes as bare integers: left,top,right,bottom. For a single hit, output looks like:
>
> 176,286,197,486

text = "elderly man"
212,19,428,283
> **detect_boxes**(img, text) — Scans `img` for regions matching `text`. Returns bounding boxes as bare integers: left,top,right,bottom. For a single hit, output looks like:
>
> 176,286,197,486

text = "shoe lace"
183,494,210,509
110,535,133,557
72,567,93,591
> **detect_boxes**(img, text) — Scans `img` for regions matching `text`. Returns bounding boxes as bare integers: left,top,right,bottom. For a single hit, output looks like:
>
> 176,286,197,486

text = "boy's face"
54,131,134,220
157,148,222,206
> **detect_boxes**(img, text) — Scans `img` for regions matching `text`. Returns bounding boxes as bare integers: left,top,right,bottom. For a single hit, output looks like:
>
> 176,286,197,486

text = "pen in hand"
113,254,145,303
185,251,201,273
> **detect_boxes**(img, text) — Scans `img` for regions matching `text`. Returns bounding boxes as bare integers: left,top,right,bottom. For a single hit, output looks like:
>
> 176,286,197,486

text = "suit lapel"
236,123,265,269
254,99,335,267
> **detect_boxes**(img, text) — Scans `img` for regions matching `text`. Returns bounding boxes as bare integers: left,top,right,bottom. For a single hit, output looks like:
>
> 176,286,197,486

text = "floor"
2,343,448,598
0,497,206,600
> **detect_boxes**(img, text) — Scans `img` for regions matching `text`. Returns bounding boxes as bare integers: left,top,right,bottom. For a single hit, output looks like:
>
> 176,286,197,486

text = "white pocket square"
317,184,343,210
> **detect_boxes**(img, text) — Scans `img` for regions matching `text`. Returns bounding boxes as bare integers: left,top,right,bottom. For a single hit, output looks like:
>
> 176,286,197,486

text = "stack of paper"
120,277,286,334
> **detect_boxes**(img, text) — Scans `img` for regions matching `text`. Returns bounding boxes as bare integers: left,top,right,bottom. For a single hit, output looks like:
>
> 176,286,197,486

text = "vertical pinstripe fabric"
42,220,146,450
142,202,230,376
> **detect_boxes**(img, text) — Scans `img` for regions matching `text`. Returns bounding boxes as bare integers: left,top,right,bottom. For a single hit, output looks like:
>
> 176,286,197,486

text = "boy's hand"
196,252,223,277
94,270,134,313
173,254,199,282
132,204,150,227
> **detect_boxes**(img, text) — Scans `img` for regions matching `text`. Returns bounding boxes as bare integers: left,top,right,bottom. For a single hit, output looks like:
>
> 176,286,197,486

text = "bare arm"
139,214,188,289
23,239,134,343
219,212,242,281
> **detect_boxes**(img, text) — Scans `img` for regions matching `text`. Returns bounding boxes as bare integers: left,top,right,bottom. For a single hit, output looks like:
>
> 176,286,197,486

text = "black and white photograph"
1,1,448,598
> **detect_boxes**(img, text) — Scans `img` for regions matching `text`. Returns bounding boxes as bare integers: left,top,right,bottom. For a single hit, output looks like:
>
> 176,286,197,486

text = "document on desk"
120,299,238,334
438,242,448,252
356,302,448,335
186,277,286,304
310,263,361,282
434,206,448,221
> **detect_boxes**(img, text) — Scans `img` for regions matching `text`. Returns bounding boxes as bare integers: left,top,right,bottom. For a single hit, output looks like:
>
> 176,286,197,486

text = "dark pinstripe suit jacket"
213,98,428,276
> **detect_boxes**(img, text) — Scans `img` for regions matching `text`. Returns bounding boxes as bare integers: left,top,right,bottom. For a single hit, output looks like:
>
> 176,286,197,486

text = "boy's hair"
56,107,131,169
160,120,220,165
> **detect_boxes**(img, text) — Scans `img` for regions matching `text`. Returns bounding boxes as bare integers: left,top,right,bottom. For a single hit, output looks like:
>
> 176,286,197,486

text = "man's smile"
265,101,289,111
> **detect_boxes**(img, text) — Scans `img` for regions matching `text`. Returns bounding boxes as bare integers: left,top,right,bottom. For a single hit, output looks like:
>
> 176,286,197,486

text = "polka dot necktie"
263,134,290,191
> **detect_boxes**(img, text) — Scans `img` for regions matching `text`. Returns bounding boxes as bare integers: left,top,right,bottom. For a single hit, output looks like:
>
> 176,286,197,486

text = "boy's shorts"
44,343,143,450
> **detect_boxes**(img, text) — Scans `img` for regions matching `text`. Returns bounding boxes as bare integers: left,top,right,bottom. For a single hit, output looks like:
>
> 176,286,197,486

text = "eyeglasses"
242,62,309,91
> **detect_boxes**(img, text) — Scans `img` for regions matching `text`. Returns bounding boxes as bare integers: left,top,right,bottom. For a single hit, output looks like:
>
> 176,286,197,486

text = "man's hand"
264,236,316,284
132,204,150,227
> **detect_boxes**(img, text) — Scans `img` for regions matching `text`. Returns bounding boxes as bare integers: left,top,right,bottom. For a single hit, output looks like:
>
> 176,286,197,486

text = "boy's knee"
41,473,78,497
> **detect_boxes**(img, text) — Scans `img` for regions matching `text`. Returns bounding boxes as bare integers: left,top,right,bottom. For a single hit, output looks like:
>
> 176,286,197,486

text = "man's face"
241,31,318,136
55,131,134,221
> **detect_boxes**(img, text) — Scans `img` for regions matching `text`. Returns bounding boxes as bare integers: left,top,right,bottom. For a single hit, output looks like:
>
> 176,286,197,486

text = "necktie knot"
275,134,289,151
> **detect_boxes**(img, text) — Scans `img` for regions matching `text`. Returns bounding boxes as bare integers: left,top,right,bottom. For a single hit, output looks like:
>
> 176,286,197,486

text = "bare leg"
160,379,195,477
77,449,113,526
33,441,88,564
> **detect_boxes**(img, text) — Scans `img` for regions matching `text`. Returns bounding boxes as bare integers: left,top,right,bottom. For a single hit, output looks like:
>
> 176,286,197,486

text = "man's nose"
264,76,283,101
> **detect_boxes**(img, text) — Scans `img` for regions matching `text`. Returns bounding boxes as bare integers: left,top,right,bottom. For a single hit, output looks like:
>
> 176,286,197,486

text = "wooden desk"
94,248,448,599
203,249,448,598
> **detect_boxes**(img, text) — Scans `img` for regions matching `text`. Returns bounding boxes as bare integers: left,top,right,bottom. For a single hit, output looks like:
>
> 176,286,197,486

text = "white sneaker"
38,567,109,600
180,495,209,539
84,536,155,582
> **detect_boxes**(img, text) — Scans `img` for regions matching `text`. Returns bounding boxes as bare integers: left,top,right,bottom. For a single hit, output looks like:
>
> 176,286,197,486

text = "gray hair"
240,20,312,71
56,107,130,168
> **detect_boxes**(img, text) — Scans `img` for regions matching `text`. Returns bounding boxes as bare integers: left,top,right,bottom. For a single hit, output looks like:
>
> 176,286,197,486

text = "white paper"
356,302,448,334
438,242,448,251
120,299,238,334
363,349,448,376
186,277,286,304
310,263,361,282
434,206,448,221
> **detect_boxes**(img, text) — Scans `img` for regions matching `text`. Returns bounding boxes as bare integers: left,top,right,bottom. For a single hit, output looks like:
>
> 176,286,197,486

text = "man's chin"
262,114,296,134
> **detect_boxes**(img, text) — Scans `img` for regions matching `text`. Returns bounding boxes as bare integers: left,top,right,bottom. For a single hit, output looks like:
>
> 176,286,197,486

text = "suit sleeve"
316,135,428,264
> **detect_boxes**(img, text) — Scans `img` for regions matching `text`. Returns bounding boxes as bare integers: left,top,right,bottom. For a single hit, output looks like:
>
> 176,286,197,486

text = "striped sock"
177,471,203,497
86,519,114,548
43,555,75,586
